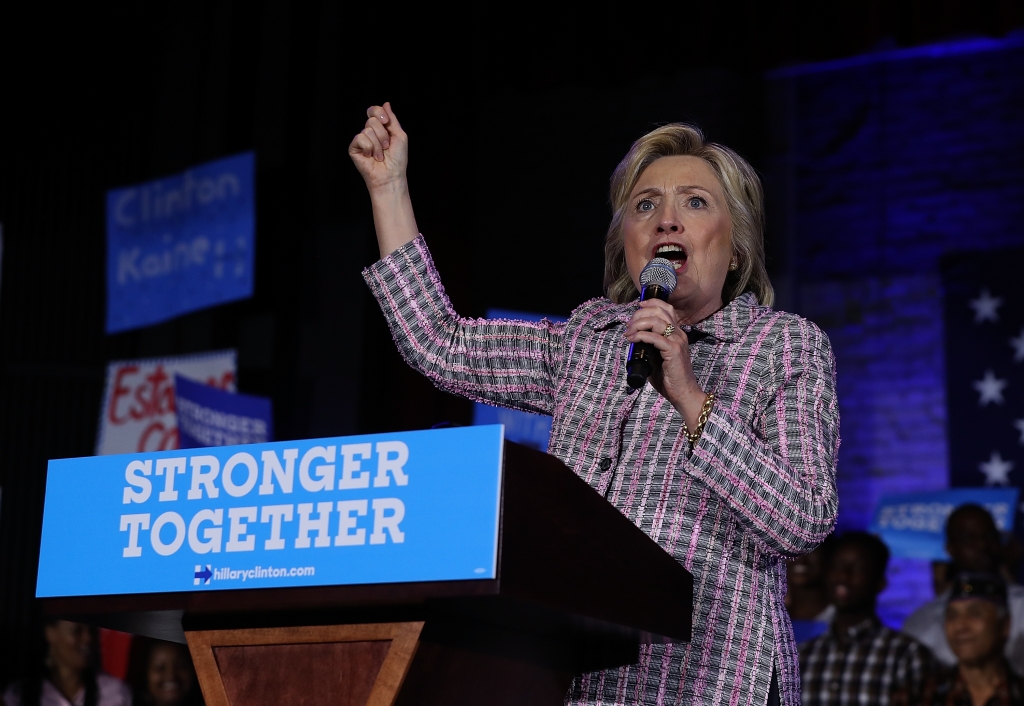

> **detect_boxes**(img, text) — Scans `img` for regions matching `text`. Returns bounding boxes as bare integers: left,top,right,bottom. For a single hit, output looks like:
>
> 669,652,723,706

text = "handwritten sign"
39,426,504,597
95,351,236,455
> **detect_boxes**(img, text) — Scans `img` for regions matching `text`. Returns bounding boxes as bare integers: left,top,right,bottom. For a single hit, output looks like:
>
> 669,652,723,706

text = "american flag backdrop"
942,247,1024,577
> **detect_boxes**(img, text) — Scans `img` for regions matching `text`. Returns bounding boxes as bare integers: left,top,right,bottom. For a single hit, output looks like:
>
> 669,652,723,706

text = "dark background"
2,1,1023,687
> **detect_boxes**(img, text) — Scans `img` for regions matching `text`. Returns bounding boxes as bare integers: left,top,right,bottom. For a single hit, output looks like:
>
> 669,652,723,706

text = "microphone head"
639,257,678,294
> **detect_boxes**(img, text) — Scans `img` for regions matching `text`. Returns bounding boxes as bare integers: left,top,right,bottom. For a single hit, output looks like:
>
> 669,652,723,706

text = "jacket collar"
589,291,760,344
829,615,883,644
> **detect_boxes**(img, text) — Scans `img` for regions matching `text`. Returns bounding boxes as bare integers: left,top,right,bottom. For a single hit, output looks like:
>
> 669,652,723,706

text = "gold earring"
729,258,738,271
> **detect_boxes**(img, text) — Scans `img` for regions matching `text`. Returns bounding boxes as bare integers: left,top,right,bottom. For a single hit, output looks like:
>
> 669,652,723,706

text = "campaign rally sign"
38,425,504,597
175,375,273,449
96,351,236,455
870,488,1019,560
472,308,566,452
106,152,255,333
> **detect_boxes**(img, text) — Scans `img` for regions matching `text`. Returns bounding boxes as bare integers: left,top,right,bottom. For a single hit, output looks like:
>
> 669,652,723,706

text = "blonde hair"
603,124,774,307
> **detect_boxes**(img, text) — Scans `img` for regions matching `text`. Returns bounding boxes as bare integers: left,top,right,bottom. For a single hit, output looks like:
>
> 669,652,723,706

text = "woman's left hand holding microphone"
624,299,709,431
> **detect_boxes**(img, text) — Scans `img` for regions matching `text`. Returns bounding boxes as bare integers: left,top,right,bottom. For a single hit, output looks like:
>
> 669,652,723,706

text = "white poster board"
95,350,236,455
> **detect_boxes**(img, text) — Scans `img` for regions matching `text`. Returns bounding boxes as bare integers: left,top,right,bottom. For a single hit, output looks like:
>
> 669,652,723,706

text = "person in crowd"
800,531,933,705
350,102,839,706
910,573,1024,705
787,534,836,643
904,504,1024,668
933,560,955,597
126,639,201,706
2,620,131,706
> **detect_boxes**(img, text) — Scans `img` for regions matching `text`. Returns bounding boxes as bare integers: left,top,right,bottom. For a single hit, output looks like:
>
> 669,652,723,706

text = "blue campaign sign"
175,375,273,449
37,425,503,597
869,488,1020,560
106,153,255,333
472,308,566,452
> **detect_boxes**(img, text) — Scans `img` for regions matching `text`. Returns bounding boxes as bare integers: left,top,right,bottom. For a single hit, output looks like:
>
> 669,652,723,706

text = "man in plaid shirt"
800,532,934,705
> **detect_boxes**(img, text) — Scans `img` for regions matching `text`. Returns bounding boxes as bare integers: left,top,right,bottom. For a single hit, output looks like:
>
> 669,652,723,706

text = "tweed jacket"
363,236,840,706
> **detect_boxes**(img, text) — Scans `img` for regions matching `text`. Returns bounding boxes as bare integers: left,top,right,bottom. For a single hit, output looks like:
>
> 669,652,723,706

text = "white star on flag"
970,289,1003,323
1016,419,1024,444
979,451,1014,486
973,369,1008,405
1011,329,1024,363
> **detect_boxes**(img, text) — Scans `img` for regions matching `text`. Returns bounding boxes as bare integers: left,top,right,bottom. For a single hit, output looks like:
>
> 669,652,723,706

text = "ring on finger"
662,324,675,338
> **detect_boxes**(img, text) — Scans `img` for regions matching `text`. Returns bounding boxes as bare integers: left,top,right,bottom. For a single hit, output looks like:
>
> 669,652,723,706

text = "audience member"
800,531,933,705
2,620,131,706
912,573,1024,705
933,561,954,597
126,639,201,706
787,536,835,643
904,504,1024,668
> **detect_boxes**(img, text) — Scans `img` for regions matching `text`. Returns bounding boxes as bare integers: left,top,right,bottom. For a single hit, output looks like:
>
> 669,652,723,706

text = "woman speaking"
350,103,839,706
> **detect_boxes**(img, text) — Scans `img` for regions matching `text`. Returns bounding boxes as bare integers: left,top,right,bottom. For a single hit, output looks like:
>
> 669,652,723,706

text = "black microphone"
626,257,678,390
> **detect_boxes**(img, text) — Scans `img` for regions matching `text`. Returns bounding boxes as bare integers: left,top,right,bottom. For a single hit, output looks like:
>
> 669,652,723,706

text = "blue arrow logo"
193,565,212,585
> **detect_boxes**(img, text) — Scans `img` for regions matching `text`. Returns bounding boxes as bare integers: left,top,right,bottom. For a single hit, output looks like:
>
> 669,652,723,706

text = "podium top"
39,428,691,646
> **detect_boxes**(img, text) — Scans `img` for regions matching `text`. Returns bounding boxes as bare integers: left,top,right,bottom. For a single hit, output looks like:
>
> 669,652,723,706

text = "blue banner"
941,248,1024,578
869,488,1019,560
472,308,565,452
38,426,504,597
106,153,255,333
175,375,273,449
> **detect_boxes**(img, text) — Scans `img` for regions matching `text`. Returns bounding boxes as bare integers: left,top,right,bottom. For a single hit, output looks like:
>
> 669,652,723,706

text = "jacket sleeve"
362,235,564,415
686,315,840,557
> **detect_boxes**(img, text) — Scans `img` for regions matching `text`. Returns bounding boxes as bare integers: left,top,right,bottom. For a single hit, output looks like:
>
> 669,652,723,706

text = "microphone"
626,257,678,390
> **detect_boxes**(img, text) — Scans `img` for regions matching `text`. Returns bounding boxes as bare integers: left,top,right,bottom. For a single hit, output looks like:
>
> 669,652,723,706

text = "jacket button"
599,457,612,471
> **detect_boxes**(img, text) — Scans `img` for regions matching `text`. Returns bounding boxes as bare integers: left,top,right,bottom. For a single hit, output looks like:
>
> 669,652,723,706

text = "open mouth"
654,243,687,271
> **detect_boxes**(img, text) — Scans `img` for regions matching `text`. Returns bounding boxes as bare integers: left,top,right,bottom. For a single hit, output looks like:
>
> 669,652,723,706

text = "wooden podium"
41,442,692,706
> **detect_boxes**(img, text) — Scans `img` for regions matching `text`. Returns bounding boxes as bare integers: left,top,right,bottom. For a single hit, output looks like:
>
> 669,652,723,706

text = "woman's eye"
637,199,655,212
689,197,705,208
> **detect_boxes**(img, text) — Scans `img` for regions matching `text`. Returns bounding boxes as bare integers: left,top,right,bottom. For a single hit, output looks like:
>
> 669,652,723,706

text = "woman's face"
622,155,733,321
944,598,1009,664
44,621,93,674
147,644,194,706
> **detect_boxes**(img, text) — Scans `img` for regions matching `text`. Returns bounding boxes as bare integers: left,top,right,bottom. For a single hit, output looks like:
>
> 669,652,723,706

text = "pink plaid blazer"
364,236,840,706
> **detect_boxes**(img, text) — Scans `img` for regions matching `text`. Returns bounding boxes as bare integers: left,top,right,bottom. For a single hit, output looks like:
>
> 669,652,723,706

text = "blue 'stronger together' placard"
870,487,1020,560
106,152,255,333
175,375,274,449
38,426,504,597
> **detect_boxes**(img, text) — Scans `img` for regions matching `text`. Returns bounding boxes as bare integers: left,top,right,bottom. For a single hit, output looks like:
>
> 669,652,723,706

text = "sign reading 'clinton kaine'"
38,426,504,597
106,152,255,333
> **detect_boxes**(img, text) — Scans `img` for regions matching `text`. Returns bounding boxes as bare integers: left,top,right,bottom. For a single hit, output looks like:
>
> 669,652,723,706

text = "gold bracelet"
681,392,715,446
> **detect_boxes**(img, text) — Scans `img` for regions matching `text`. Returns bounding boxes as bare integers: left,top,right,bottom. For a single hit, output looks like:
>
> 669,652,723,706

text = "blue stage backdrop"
106,152,255,333
37,426,504,597
942,247,1024,569
769,35,1024,626
471,308,567,451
